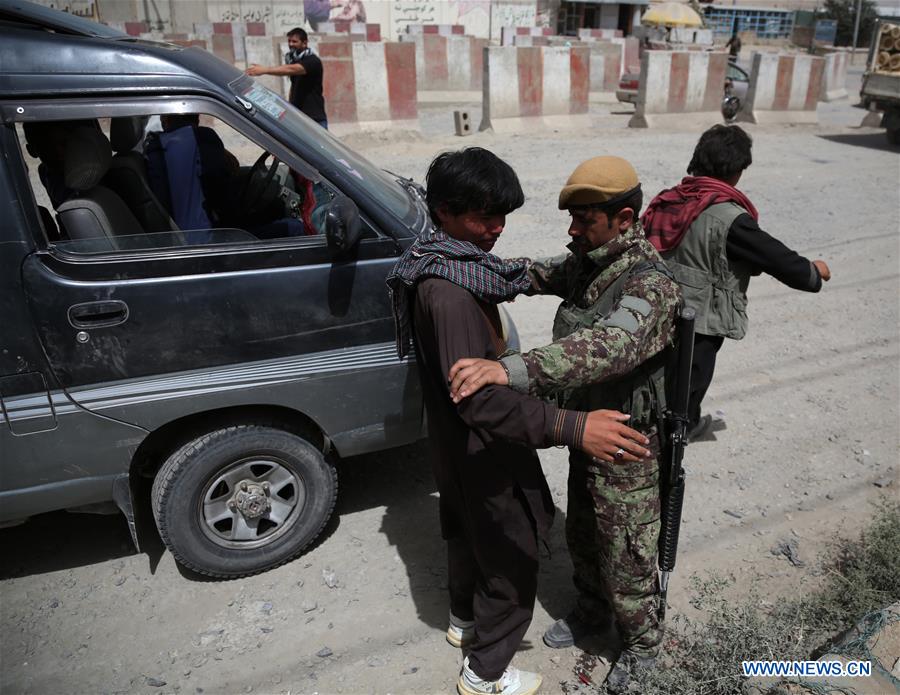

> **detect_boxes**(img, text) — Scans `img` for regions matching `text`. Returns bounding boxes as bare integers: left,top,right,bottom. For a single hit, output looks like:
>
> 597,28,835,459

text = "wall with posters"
35,0,546,42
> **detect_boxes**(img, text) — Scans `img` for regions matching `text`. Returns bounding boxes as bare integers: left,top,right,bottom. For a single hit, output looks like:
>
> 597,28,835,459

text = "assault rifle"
658,306,696,621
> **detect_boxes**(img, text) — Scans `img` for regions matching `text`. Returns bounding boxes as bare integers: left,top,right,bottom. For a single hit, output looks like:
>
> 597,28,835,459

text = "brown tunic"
413,277,586,542
412,277,587,679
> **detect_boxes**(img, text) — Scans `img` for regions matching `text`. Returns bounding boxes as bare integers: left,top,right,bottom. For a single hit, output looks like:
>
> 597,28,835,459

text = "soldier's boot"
688,413,713,441
604,649,657,693
542,610,613,649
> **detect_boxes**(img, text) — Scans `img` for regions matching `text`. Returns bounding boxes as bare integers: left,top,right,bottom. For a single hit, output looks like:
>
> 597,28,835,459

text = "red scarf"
641,176,759,252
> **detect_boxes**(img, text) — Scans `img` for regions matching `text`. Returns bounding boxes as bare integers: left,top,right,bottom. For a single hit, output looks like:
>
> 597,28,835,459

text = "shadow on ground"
817,131,898,152
0,511,136,580
0,441,434,581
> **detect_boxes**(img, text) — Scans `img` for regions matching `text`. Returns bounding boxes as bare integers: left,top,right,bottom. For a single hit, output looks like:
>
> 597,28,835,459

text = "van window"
17,110,367,255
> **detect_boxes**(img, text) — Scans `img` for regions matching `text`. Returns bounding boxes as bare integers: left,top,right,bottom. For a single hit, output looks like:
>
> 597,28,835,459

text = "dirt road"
2,80,898,695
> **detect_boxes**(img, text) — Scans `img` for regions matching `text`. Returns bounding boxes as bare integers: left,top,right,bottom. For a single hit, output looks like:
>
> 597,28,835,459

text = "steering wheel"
240,151,282,218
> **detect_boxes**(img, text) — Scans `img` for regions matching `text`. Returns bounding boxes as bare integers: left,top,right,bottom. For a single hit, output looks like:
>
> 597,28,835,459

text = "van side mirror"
324,195,362,254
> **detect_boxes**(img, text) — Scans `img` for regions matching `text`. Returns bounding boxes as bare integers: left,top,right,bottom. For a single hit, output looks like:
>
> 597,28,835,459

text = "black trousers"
444,458,542,681
689,333,725,429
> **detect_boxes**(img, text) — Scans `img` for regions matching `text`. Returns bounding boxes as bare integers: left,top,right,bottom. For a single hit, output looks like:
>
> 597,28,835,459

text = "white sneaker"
447,612,476,648
457,656,542,695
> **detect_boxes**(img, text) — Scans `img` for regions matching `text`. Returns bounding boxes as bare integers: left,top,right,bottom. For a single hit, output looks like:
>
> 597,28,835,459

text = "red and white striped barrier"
629,51,729,128
820,50,849,102
577,28,622,40
316,22,382,41
587,41,622,91
738,53,824,125
321,42,418,133
500,26,554,46
405,24,465,36
612,36,640,73
400,34,487,91
480,46,590,133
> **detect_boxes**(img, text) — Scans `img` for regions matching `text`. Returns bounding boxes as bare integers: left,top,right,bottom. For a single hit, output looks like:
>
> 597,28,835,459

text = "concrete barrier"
169,38,207,51
500,26,554,46
629,51,729,128
400,34,487,91
316,22,382,41
669,28,713,45
587,41,622,91
321,42,418,133
613,36,640,73
210,22,247,62
210,33,236,64
405,24,465,36
577,28,622,40
480,46,590,133
244,36,285,95
738,53,824,125
124,21,149,36
820,50,849,101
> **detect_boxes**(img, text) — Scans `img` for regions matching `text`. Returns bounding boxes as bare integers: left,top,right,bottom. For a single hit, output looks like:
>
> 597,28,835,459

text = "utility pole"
851,0,863,64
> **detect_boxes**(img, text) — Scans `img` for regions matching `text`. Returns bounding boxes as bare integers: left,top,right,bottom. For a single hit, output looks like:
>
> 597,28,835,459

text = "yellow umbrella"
641,2,703,27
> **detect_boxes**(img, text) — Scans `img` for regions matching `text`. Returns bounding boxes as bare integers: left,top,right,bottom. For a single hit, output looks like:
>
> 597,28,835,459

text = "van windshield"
231,77,418,227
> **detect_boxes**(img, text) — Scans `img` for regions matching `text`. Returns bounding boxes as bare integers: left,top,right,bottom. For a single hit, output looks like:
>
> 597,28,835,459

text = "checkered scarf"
386,228,532,358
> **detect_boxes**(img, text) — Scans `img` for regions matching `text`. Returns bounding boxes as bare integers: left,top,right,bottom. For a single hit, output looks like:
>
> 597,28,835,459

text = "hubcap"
199,458,305,550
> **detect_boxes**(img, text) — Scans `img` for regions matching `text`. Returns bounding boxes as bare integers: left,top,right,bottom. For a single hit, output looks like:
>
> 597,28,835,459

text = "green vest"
551,261,669,431
661,202,751,340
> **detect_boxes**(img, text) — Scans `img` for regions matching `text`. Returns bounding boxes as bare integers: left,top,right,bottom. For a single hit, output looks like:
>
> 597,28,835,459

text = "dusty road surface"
2,77,898,695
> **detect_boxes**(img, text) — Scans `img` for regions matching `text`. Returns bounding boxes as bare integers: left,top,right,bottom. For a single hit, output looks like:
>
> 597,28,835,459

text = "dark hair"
425,147,525,222
287,27,308,41
687,124,753,180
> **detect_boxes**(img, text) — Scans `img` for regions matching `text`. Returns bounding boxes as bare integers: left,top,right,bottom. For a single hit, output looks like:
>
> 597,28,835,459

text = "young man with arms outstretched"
641,124,831,440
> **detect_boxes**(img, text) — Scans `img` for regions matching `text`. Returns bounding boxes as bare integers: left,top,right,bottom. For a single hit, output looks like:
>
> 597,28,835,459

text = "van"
0,1,517,577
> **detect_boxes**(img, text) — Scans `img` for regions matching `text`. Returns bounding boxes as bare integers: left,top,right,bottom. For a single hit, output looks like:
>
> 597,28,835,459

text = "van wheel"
151,425,336,578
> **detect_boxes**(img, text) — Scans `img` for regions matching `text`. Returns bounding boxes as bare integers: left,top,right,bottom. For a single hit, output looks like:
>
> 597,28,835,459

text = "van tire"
151,425,337,578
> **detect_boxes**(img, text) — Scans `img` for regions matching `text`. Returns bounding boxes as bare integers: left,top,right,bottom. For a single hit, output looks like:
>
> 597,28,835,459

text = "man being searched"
246,28,328,128
387,148,654,695
447,156,683,692
641,124,831,440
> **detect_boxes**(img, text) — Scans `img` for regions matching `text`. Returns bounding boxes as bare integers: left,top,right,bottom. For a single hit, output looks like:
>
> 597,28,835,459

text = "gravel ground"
2,69,898,695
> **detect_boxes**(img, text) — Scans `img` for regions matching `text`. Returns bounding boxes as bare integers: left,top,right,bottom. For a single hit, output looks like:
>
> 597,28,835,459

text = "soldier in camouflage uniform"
448,156,683,692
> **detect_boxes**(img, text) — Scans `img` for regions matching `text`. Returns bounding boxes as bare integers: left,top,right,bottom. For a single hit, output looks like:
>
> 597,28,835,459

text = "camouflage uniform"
501,222,682,656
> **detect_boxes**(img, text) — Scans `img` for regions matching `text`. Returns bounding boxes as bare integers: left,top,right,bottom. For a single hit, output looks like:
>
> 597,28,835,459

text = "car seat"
104,115,178,233
55,125,146,249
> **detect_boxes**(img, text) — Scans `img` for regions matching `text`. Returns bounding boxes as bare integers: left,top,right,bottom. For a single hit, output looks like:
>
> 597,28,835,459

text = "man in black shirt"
246,28,328,128
642,125,831,439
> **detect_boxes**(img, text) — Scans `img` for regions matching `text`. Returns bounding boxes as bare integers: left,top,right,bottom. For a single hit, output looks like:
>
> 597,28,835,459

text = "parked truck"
860,20,900,145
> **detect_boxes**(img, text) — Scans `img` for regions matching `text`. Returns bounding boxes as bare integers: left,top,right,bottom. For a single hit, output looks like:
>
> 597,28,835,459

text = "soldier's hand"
813,259,831,282
581,410,651,463
449,358,508,403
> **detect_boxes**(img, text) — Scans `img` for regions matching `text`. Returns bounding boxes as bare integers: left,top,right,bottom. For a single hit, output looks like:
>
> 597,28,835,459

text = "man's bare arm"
246,63,306,77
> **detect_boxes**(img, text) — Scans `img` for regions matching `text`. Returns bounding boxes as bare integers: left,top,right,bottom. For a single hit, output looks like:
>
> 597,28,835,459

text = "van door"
0,123,146,523
11,101,423,458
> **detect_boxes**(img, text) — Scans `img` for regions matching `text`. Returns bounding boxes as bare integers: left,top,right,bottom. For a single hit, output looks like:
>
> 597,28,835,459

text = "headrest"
63,127,113,192
109,115,149,153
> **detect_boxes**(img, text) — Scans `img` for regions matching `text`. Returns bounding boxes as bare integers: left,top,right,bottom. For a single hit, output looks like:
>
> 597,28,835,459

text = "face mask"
285,47,310,64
